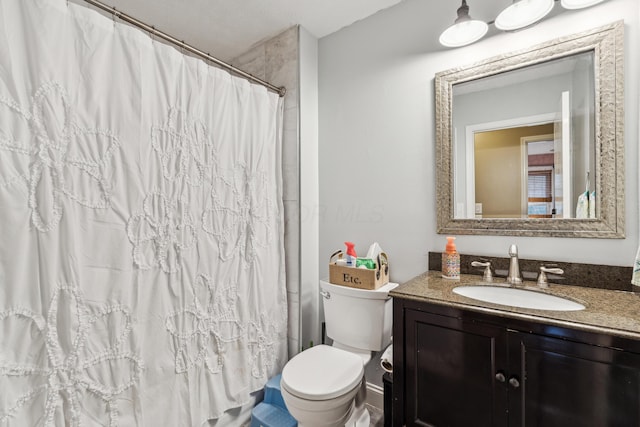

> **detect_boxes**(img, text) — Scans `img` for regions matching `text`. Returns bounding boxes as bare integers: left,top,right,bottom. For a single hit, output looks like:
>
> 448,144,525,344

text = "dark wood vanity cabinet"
402,308,508,426
393,298,640,427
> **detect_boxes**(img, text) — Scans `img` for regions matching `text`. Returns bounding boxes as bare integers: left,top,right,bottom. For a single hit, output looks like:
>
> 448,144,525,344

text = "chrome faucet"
506,244,522,285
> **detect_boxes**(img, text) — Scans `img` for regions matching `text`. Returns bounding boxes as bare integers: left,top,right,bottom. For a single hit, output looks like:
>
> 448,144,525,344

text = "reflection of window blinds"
528,170,552,200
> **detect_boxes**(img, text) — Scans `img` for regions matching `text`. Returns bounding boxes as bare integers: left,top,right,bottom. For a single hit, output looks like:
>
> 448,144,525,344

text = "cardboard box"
328,251,389,290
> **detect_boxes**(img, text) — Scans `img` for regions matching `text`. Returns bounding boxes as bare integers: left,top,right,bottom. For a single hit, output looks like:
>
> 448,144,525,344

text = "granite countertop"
390,270,640,341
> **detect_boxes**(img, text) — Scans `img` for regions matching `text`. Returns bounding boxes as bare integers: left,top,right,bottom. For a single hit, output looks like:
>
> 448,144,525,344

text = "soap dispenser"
442,236,460,279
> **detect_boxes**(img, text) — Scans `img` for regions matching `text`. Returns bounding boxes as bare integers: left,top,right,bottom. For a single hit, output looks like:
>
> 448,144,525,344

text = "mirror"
435,21,624,238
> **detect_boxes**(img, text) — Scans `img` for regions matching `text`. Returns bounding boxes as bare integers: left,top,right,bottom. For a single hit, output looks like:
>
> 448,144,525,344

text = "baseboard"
365,381,384,409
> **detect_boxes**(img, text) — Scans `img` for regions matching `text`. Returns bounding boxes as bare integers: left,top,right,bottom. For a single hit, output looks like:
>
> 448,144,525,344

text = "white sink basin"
452,285,585,311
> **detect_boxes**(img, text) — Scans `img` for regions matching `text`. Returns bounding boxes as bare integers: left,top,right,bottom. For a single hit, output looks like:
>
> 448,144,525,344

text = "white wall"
318,0,639,289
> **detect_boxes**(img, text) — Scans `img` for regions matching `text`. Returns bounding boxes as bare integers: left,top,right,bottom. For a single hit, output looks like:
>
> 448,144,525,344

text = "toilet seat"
281,345,364,401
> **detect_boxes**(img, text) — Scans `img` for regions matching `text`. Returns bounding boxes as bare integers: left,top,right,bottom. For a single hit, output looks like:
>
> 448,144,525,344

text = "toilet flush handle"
320,290,331,299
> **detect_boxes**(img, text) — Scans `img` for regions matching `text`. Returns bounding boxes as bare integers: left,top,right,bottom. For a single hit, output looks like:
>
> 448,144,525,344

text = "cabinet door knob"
509,376,520,388
495,372,506,383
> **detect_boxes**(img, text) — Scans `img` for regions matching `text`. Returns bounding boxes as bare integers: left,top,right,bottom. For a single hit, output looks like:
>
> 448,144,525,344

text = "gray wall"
299,27,320,350
318,0,639,297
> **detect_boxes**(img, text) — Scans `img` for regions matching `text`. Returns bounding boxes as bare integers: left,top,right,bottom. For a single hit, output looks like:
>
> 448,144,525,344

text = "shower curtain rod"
81,0,287,97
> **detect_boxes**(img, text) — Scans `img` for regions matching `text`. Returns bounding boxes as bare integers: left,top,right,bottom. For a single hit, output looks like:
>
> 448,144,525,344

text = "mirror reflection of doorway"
525,137,555,218
473,123,554,218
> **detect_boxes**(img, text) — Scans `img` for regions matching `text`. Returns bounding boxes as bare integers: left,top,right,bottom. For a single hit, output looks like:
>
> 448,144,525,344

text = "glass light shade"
495,0,555,31
561,0,605,9
439,20,489,47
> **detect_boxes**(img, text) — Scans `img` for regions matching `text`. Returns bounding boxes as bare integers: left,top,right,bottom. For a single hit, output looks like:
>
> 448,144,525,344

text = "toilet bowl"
280,280,398,426
280,345,366,427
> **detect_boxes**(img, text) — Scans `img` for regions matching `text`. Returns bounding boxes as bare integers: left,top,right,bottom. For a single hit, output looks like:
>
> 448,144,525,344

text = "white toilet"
281,280,398,427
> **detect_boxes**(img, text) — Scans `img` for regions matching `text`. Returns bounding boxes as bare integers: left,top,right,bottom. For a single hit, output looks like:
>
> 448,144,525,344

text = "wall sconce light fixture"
495,0,555,31
560,0,605,9
439,0,607,48
439,0,489,48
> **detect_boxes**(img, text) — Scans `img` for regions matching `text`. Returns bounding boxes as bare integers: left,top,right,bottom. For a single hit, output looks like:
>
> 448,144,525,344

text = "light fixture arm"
455,0,471,24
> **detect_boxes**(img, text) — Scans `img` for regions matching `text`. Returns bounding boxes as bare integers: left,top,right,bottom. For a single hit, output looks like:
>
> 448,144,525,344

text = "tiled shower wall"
231,26,301,357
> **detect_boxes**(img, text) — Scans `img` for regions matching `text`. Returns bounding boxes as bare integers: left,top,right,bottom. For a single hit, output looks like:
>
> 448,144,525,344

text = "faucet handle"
537,265,564,288
471,260,493,282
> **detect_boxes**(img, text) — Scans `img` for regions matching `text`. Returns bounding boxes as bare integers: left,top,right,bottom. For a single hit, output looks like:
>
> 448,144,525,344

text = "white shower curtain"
0,0,287,425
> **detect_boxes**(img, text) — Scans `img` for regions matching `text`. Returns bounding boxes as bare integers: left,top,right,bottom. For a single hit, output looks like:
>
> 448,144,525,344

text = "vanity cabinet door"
508,331,640,427
404,309,509,427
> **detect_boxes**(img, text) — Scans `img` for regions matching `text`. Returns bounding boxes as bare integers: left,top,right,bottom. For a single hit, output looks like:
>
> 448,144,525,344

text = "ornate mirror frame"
435,21,624,238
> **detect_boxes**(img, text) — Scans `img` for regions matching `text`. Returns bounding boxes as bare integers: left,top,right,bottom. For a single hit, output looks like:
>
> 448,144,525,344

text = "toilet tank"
320,280,398,352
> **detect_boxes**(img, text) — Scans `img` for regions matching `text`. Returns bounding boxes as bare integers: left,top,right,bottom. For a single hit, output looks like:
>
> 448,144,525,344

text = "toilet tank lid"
281,345,364,400
320,280,399,300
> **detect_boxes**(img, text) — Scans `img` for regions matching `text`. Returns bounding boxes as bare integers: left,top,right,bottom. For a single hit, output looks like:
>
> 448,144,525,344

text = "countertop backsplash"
428,251,634,292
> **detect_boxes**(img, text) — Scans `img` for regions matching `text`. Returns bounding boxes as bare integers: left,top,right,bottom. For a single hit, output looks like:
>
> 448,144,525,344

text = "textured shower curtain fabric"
0,0,287,425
